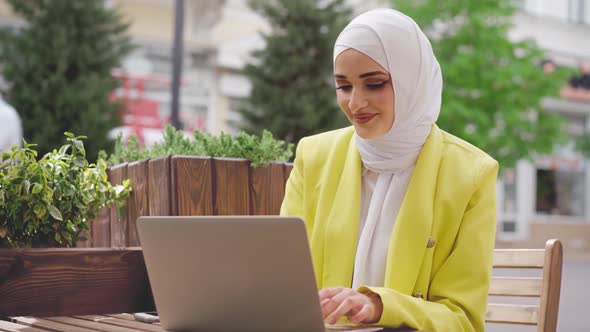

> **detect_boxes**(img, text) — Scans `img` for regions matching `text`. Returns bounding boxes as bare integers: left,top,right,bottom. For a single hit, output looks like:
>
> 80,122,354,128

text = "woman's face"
334,49,395,139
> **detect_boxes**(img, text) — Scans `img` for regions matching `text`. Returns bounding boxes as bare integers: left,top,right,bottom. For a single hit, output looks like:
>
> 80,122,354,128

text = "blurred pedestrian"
0,97,23,152
569,62,590,89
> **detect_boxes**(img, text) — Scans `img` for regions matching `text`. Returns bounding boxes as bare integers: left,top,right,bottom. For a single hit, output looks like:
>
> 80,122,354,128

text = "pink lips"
353,113,377,124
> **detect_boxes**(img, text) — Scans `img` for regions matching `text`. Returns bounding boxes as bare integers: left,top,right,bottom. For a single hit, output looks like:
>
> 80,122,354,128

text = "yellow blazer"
280,125,498,332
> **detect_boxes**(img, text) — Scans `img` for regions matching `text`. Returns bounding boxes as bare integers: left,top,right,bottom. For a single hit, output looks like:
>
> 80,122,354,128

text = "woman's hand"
319,287,383,325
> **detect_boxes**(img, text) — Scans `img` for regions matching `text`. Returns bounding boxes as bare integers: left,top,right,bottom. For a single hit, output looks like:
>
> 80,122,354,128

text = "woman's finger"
325,297,360,325
321,288,356,318
318,287,345,301
349,303,372,324
326,287,356,304
320,298,333,318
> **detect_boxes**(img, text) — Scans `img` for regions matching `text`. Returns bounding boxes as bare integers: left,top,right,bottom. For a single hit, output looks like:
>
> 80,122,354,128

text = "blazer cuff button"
427,237,435,248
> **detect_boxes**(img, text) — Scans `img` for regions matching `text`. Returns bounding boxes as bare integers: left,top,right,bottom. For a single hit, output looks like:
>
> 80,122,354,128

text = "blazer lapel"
322,135,362,288
384,125,443,294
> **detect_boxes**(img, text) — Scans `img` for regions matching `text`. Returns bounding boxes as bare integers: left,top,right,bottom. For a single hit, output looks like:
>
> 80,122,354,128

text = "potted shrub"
0,133,130,248
91,126,295,247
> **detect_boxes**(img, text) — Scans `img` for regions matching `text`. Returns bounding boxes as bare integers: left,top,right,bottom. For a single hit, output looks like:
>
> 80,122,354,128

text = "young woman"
281,8,498,332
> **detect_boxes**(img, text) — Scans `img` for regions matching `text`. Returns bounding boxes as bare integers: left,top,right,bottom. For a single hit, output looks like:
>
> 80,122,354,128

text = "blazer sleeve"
359,158,499,332
280,139,314,234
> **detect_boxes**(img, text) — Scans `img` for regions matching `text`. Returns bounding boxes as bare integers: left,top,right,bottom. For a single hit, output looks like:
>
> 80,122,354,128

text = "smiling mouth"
353,113,377,124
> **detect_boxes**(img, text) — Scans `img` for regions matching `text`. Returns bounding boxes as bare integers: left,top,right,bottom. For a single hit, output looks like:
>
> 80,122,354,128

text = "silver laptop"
137,216,383,332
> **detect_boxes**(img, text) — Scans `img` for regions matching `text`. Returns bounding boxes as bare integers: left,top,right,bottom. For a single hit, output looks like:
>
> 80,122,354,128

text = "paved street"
486,258,590,332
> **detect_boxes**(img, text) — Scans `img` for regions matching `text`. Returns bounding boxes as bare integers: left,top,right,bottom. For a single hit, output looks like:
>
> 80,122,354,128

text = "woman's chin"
354,126,385,139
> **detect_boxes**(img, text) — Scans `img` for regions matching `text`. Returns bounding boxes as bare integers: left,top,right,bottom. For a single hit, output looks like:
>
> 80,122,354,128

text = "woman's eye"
367,81,389,89
336,85,352,91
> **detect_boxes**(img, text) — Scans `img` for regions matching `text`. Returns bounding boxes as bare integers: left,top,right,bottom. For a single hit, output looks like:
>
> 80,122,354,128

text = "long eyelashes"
367,80,390,89
335,80,390,91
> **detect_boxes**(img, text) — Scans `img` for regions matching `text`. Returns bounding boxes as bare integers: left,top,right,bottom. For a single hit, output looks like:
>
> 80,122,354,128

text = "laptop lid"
137,216,325,332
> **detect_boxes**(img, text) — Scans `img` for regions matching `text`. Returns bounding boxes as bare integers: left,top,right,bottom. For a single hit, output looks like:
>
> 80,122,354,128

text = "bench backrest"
487,239,563,332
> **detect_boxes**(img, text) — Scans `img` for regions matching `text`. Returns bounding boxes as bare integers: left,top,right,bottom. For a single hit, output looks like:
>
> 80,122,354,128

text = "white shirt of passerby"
0,98,23,152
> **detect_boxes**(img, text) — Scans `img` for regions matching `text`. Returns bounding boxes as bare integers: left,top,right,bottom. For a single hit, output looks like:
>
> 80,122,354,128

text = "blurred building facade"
1,0,589,253
497,0,590,255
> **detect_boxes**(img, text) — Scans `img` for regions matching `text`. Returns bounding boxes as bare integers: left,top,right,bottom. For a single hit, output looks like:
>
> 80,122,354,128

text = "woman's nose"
348,88,368,112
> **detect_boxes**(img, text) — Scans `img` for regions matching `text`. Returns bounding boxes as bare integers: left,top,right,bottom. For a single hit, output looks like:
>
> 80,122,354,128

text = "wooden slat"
250,162,285,215
171,156,213,216
90,207,111,248
108,164,129,247
486,304,539,325
489,277,543,297
0,319,49,332
127,160,150,247
73,315,164,332
538,239,563,332
213,158,250,215
493,249,545,268
0,248,154,317
45,317,137,332
11,316,96,332
104,314,135,321
147,157,171,216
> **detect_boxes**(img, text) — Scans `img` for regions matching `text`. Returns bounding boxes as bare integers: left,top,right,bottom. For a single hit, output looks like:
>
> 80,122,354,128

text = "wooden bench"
487,239,563,332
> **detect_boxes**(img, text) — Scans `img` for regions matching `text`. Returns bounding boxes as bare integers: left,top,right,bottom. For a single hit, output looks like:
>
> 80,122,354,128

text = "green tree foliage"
238,0,352,144
393,0,569,168
0,0,133,161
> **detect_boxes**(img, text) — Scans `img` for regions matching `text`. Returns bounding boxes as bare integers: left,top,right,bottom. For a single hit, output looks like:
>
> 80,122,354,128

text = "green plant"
101,125,294,168
0,0,134,161
0,133,130,248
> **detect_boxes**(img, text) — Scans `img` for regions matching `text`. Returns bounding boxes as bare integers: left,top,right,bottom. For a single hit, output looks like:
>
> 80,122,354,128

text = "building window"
569,0,590,25
535,112,587,218
502,220,517,232
499,168,518,234
536,169,586,217
503,169,518,215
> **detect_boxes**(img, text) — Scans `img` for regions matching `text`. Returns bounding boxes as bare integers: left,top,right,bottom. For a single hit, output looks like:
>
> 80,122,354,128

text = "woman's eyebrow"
334,71,389,79
359,71,389,78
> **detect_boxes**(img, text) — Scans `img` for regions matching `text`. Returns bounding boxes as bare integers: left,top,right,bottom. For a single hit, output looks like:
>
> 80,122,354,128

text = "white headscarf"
333,9,442,288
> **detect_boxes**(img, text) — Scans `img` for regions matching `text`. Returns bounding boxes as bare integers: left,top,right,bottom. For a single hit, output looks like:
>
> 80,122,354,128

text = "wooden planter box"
79,155,293,248
0,248,154,317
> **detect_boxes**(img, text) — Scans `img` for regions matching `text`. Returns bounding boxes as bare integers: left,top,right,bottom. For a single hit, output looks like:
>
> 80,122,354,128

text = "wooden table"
0,314,420,332
0,314,164,332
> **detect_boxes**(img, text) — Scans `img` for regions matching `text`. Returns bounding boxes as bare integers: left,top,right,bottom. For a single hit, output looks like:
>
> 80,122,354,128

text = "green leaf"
32,183,43,194
73,158,85,167
73,140,84,152
22,180,31,194
33,204,47,219
47,204,63,221
61,232,72,242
